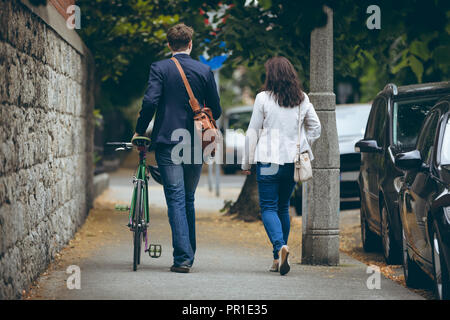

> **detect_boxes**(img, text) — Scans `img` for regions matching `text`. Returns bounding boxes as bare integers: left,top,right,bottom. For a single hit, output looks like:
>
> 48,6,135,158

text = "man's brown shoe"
170,265,190,273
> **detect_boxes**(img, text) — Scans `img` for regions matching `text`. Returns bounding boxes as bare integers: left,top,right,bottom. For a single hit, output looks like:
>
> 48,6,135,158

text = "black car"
356,81,450,264
395,96,450,300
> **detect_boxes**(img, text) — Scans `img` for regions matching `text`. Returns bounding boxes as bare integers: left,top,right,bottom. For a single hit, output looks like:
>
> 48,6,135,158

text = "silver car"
292,103,372,215
221,106,253,174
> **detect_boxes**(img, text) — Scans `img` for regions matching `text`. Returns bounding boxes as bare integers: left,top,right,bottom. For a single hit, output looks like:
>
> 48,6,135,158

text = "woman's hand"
242,170,251,175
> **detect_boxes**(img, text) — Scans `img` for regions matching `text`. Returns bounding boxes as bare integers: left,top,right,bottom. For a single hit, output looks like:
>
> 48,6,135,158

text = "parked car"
292,103,372,215
356,81,450,265
221,106,253,174
394,96,450,299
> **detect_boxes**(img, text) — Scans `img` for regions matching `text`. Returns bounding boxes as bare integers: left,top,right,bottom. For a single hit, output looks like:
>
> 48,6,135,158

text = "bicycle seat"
131,136,151,147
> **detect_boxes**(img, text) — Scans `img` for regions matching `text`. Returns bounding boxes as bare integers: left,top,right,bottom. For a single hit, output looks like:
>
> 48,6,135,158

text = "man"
133,23,221,273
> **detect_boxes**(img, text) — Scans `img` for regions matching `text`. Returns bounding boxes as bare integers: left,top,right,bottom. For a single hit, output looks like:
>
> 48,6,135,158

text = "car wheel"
431,220,450,300
360,203,378,252
402,228,424,288
381,205,402,265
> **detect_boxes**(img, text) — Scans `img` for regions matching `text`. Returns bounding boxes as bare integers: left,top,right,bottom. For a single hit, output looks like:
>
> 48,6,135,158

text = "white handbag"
294,105,313,183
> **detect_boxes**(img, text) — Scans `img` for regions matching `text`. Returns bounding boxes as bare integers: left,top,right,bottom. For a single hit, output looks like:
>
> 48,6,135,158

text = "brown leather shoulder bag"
170,57,219,157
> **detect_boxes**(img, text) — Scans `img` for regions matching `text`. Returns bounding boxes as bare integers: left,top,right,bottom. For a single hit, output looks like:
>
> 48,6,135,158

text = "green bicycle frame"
128,150,149,226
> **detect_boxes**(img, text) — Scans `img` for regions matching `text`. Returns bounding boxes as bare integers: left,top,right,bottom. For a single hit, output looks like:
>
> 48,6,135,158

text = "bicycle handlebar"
107,135,151,152
106,142,133,151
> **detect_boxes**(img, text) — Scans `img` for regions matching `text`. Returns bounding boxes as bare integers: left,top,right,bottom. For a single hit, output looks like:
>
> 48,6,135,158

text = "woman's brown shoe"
279,245,290,276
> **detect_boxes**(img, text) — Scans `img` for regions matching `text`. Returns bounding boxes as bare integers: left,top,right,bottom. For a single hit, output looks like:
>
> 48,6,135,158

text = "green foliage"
77,0,181,85
75,0,449,142
93,109,103,127
220,199,234,213
76,0,194,140
200,0,330,92
93,151,102,166
218,75,244,109
219,63,266,107
199,0,450,99
29,0,47,6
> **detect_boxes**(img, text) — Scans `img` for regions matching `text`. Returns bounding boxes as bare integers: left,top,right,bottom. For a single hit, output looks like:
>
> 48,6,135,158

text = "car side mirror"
354,139,383,153
394,150,422,171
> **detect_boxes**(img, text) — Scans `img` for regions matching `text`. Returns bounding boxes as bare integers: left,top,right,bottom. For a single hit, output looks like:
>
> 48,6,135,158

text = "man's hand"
132,132,140,141
242,170,251,175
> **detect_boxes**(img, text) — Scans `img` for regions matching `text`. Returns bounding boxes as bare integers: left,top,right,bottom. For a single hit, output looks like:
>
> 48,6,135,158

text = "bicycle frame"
108,138,161,268
128,146,150,249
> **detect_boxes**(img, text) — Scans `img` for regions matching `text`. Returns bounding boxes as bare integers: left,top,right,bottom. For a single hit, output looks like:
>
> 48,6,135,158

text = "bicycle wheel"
133,180,143,271
137,230,142,266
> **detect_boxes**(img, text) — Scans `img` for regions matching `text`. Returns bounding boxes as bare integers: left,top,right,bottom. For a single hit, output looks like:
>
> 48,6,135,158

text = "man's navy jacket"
135,53,222,146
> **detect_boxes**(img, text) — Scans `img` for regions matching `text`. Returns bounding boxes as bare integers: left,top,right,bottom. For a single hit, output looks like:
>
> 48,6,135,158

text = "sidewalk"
25,170,423,300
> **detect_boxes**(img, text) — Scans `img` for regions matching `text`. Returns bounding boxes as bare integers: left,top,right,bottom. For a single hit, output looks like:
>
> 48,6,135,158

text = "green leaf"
391,56,409,74
258,0,272,10
409,40,430,60
409,55,424,82
433,45,450,72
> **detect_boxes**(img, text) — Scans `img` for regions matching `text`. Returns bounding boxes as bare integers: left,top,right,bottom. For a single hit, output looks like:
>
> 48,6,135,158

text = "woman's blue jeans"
256,162,296,259
155,143,202,267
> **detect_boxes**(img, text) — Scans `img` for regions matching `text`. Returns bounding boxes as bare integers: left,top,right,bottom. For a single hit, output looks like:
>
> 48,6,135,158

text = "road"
25,169,426,300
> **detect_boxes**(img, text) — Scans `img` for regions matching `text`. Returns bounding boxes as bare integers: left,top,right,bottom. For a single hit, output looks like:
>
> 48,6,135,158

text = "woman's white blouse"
241,91,321,170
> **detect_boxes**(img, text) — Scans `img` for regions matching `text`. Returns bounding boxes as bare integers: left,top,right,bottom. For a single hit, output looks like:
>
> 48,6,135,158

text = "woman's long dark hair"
262,57,304,108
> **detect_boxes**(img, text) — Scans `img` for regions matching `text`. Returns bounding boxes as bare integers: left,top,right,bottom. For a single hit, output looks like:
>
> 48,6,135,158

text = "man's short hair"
167,23,194,51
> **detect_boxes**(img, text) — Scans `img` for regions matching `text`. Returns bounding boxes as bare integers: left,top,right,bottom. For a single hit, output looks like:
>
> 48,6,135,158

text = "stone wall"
0,0,95,299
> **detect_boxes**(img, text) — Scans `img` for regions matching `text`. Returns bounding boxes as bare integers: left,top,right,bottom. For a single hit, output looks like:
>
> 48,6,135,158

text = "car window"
441,117,450,165
392,97,438,151
228,112,252,131
373,98,387,147
336,105,371,138
364,100,379,140
416,111,439,165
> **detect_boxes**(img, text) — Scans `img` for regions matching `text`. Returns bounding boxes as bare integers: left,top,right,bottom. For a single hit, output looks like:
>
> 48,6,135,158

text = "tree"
204,0,449,92
199,0,450,220
225,169,260,221
76,0,210,142
73,0,449,220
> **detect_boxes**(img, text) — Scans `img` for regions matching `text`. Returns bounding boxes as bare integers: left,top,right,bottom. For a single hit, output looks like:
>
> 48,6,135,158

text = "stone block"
303,168,340,231
309,7,333,93
308,92,336,111
0,1,10,42
0,41,7,102
0,202,25,255
302,168,340,265
302,234,340,266
311,111,340,169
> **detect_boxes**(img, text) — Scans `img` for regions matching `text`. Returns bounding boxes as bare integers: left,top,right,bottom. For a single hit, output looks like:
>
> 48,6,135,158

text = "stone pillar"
302,6,340,266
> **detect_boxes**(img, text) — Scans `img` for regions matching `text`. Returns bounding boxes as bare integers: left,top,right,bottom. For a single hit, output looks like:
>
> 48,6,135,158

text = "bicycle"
107,136,161,271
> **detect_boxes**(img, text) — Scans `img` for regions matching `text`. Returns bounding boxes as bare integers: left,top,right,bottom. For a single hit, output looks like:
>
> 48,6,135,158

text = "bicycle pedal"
147,244,162,258
115,204,130,211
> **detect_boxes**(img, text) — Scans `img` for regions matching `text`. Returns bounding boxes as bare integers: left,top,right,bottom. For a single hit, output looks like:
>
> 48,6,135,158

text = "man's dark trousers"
155,143,202,267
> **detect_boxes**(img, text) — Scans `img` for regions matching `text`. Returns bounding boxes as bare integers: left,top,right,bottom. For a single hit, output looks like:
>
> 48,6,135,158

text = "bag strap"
297,104,302,155
170,57,201,114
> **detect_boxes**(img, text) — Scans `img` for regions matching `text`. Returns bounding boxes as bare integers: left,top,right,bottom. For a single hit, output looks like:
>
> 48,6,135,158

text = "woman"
241,57,321,276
